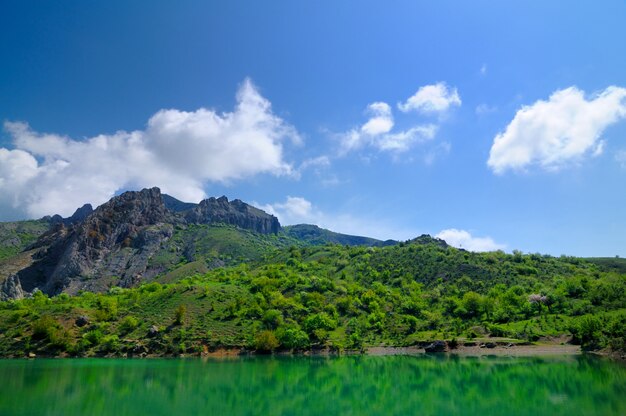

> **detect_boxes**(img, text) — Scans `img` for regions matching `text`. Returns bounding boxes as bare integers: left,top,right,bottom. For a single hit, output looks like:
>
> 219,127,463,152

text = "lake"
1,355,625,415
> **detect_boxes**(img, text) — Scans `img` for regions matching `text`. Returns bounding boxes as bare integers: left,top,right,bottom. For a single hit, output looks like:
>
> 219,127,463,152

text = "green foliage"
1,238,624,357
275,326,309,349
253,330,279,352
84,329,104,346
119,315,139,334
175,304,187,325
31,316,58,340
95,297,118,321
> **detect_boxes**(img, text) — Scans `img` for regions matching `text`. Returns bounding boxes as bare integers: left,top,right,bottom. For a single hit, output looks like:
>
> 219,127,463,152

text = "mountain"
0,188,624,358
0,230,623,358
0,188,284,298
0,188,388,299
283,224,397,247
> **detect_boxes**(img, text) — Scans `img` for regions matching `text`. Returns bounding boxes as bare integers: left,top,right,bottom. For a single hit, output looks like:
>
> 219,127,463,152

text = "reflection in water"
1,355,625,415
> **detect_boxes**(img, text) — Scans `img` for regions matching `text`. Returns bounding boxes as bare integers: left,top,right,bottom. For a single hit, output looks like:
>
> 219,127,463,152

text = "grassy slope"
1,241,624,357
0,220,50,262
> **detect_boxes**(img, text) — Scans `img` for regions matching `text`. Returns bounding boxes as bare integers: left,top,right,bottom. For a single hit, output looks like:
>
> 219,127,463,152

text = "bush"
84,329,104,346
100,335,120,353
175,304,187,325
571,315,603,350
31,315,58,340
303,312,337,334
262,309,283,329
253,330,279,352
95,297,118,321
276,326,309,349
119,316,139,334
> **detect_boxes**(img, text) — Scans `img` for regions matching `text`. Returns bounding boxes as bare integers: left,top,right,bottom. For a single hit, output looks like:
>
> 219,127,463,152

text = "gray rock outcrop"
0,275,25,301
184,196,280,234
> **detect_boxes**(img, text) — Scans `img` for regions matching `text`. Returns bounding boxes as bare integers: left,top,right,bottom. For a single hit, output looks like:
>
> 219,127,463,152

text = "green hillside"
283,224,395,247
0,220,50,262
1,239,623,358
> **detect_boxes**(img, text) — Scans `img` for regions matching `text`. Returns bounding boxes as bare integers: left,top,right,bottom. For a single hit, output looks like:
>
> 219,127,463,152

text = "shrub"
303,312,337,334
31,316,58,340
95,297,118,321
175,304,187,325
571,315,603,350
84,329,104,346
100,335,120,353
119,316,139,334
262,309,283,329
253,330,279,352
276,326,309,349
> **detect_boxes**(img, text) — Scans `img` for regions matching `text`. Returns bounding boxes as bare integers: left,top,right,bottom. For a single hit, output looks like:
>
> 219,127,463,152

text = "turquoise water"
0,355,624,415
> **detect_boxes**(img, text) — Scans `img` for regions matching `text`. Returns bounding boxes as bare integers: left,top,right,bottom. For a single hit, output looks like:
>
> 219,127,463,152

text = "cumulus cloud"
0,79,300,219
488,86,626,174
340,103,437,154
258,196,319,225
360,102,394,136
259,196,419,241
435,229,505,252
398,82,462,114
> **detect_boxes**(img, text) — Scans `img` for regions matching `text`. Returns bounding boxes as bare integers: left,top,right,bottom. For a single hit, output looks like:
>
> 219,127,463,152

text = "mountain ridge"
0,188,393,299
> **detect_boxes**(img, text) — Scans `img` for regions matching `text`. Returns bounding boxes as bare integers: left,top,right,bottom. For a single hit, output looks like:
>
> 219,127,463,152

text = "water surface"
1,355,624,415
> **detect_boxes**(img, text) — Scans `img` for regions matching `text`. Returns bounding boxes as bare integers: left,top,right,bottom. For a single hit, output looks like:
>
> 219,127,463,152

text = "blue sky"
1,1,625,256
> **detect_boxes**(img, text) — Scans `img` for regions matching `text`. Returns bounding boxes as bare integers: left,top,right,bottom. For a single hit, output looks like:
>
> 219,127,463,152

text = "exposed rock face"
184,196,280,234
162,194,196,213
17,188,175,295
46,204,94,226
0,275,24,301
67,204,94,224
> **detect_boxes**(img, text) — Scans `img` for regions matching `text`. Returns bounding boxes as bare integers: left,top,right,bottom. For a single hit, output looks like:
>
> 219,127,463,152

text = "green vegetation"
0,220,49,261
1,238,623,357
283,224,393,246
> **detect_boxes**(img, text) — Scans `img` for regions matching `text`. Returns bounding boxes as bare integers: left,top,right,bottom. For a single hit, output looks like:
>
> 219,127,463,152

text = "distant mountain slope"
283,224,397,247
162,194,197,213
585,257,626,274
0,220,50,262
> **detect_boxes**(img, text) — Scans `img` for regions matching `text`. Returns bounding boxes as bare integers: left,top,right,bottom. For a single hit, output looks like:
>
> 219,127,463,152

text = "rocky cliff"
184,196,280,234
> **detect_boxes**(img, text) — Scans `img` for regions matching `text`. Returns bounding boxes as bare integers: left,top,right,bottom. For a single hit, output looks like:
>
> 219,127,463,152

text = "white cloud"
377,125,437,152
258,196,319,225
398,82,462,114
480,64,487,76
259,196,419,241
361,102,394,136
0,79,300,219
488,86,626,174
435,229,505,252
340,103,437,154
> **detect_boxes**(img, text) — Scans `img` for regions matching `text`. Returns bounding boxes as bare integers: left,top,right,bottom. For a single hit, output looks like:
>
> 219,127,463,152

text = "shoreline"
365,344,582,357
12,342,624,360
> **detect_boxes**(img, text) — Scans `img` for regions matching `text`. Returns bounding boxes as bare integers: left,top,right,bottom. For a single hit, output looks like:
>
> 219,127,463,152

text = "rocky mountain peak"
8,187,282,296
184,195,280,234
